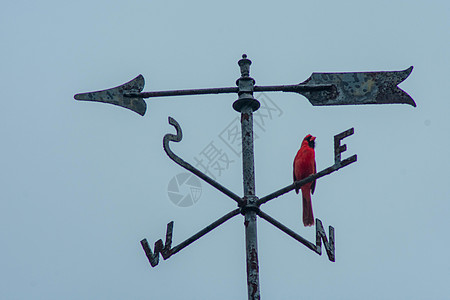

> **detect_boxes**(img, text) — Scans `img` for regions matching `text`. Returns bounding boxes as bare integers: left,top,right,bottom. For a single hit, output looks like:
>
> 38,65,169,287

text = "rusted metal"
240,108,257,197
141,208,240,267
299,67,415,107
235,55,261,300
163,116,243,205
74,75,146,115
245,208,260,300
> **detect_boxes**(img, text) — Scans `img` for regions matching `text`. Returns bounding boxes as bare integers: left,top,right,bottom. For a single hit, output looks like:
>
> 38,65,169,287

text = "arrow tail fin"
300,66,416,107
74,75,146,115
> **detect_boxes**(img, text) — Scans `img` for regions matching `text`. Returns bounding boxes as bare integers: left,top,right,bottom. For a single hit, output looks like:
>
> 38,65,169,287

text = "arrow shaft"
127,87,238,98
254,83,334,93
125,84,333,99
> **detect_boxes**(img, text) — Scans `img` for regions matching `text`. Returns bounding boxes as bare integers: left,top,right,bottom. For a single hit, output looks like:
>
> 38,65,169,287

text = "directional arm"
257,210,317,252
257,155,356,205
141,208,241,267
257,211,335,262
163,117,244,205
170,208,241,256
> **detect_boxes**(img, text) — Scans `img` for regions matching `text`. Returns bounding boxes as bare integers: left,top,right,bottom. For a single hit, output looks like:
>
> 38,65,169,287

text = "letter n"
315,219,335,262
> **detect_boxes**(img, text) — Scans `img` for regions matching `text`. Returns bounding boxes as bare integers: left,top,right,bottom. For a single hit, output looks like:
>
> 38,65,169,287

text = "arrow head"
74,75,146,115
299,67,415,107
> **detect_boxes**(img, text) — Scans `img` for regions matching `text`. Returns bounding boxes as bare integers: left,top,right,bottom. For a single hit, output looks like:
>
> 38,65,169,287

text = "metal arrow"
74,66,415,116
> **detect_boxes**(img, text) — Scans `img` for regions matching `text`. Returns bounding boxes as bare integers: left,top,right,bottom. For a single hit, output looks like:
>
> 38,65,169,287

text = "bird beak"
311,136,316,141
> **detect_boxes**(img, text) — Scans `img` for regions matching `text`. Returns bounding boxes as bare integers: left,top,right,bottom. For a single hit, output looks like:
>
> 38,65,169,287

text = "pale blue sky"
1,1,449,299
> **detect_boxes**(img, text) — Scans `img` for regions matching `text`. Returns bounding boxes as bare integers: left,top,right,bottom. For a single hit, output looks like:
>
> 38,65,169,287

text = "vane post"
234,54,261,300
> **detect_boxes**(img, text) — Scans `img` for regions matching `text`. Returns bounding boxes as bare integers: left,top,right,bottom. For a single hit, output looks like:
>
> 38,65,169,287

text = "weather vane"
74,54,415,300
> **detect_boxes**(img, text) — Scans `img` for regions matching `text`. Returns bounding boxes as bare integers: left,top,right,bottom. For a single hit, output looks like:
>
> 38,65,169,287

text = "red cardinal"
293,134,317,227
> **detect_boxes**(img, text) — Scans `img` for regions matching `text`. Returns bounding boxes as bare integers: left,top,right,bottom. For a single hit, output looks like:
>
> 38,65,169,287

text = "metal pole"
241,106,260,300
234,55,261,300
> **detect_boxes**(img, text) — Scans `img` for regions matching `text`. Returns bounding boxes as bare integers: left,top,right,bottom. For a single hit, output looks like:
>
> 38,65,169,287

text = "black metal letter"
141,221,173,267
334,128,355,165
315,219,335,262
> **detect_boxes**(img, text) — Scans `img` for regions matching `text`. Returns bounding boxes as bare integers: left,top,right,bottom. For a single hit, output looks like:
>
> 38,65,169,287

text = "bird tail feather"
301,186,314,227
